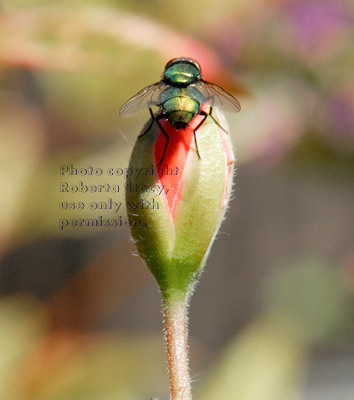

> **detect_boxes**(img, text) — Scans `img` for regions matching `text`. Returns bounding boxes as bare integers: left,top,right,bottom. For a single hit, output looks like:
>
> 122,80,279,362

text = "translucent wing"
194,80,241,112
119,81,168,116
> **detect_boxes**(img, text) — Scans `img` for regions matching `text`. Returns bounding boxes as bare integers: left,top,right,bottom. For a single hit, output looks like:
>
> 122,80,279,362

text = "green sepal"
126,111,234,300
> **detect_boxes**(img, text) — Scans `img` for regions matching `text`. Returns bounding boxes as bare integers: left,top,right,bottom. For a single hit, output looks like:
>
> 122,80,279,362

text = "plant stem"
163,296,192,400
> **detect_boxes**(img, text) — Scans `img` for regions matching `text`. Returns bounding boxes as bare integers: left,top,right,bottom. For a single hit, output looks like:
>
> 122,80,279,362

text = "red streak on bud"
154,105,209,219
154,104,234,219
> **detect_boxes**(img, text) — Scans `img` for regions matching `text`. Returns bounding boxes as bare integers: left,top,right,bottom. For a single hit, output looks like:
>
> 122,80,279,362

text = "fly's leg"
138,108,156,138
208,106,229,134
137,108,169,165
155,115,170,165
193,107,229,160
193,111,209,159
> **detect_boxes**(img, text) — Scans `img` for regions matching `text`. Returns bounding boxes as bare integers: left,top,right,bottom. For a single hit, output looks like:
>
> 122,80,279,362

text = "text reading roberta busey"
58,164,179,231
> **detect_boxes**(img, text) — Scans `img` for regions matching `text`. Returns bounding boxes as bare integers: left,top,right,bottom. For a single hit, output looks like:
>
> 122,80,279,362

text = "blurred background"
0,0,354,399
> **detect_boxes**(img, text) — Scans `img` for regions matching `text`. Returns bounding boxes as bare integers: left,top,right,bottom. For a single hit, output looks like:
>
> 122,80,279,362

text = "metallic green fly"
119,57,241,164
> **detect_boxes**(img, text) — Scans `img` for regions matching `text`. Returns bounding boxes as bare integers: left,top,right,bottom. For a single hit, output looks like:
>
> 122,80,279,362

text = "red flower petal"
154,116,195,219
154,104,234,218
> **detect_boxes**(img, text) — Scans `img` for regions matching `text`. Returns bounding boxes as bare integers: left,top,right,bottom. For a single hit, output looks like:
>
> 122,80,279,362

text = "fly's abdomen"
168,110,194,128
162,93,200,128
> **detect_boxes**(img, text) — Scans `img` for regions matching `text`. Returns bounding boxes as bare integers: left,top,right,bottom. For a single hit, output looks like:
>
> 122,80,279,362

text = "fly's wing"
119,81,168,116
194,80,241,113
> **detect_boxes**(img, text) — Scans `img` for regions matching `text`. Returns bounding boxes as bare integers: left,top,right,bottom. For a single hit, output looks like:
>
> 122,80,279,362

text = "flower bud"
126,105,235,300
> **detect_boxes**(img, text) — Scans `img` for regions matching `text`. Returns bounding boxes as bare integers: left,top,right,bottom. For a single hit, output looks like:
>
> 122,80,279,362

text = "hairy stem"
163,296,192,400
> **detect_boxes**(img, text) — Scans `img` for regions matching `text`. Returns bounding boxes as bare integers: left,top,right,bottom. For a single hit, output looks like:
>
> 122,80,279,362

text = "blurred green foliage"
0,259,352,399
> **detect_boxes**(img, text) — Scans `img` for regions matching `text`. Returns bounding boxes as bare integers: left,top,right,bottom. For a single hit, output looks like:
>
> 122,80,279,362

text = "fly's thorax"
164,61,201,85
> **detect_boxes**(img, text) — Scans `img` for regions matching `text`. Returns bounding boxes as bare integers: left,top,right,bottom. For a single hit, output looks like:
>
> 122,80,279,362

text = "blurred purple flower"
285,0,353,56
326,90,354,140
